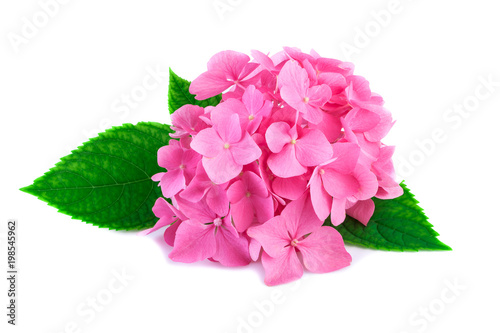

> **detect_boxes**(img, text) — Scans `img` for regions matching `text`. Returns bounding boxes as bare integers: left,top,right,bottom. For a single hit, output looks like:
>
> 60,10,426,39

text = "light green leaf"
21,122,172,230
168,68,222,114
328,182,451,251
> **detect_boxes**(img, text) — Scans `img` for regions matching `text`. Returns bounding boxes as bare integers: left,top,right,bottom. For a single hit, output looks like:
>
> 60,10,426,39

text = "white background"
1,0,499,332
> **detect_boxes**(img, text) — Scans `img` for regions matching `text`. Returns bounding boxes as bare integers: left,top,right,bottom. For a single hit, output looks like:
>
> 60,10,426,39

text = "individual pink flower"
247,194,352,286
240,85,273,133
190,113,261,184
309,142,378,224
138,197,186,247
208,86,272,134
189,50,259,100
265,122,332,178
278,60,332,124
170,104,209,138
180,161,229,217
227,171,274,232
152,140,201,198
168,198,250,266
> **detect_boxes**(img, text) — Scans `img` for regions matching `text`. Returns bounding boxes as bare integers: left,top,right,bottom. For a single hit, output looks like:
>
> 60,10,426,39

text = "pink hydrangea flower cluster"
144,47,403,286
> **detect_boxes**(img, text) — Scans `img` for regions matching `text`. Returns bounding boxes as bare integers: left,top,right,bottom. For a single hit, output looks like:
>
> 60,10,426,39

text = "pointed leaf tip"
329,182,451,251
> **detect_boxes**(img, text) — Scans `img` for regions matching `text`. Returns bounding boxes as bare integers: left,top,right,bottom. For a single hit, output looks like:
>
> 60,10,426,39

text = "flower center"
213,218,222,227
248,114,255,120
291,239,299,247
290,139,297,144
246,191,251,198
223,143,230,149
179,164,185,170
303,97,310,103
319,168,325,175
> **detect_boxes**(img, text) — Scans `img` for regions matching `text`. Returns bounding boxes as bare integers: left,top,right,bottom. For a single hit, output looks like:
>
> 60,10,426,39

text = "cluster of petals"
146,47,403,286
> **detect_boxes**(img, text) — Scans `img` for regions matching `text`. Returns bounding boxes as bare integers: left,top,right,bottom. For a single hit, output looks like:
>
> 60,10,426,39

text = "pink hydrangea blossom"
147,47,403,285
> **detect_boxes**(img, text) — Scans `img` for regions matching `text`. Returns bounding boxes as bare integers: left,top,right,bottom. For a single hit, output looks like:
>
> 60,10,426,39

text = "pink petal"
308,84,332,108
265,121,292,153
272,175,307,200
261,249,303,286
301,102,324,124
182,149,202,169
230,197,255,233
180,175,209,203
215,113,242,144
295,129,333,166
168,220,216,263
212,227,250,266
298,227,351,273
189,70,232,100
202,150,242,184
321,169,359,198
242,85,263,115
248,237,262,261
352,165,378,201
157,142,183,170
227,179,246,203
176,197,216,223
244,171,269,198
375,177,403,200
318,72,347,94
308,111,342,142
207,50,250,80
282,194,323,239
152,197,172,218
163,220,181,247
231,132,262,166
327,142,360,174
346,75,372,103
364,109,394,142
171,104,207,136
247,216,290,258
268,144,307,178
330,197,347,226
251,50,277,72
277,60,308,94
151,172,164,182
252,195,275,224
159,168,185,198
344,107,381,132
205,185,230,217
309,171,333,221
190,128,223,158
346,199,375,225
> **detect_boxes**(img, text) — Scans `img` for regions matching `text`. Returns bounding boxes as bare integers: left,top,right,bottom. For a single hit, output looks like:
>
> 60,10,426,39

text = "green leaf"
21,122,173,231
327,182,451,251
168,68,222,114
